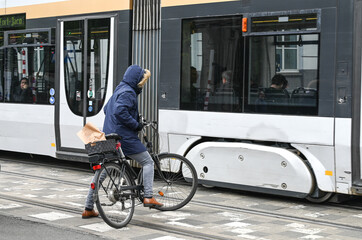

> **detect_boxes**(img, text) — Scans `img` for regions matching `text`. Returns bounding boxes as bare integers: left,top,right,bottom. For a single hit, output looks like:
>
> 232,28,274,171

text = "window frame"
4,28,54,47
243,9,321,37
1,28,55,104
179,15,244,113
244,32,321,116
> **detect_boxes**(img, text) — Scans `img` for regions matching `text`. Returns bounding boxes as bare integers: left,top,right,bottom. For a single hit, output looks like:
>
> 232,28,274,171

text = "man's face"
20,80,28,89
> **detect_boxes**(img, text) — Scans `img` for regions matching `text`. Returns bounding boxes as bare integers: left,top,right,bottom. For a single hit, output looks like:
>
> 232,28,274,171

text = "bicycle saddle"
105,133,122,141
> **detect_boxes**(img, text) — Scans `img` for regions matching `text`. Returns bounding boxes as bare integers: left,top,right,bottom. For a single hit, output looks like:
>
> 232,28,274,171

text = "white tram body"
158,0,362,201
0,0,362,201
159,111,351,198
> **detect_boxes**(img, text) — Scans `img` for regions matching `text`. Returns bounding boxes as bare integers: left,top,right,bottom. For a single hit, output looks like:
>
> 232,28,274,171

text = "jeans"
84,151,154,210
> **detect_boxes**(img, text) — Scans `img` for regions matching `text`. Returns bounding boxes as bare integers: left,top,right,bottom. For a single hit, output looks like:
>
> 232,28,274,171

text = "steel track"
2,169,362,233
2,157,362,233
0,194,227,240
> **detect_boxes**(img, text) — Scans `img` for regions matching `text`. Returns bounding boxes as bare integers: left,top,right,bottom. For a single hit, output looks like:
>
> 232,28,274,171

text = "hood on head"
122,65,145,90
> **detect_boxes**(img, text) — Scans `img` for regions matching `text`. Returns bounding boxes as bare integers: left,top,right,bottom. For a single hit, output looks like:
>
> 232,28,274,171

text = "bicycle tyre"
95,162,135,228
153,153,198,211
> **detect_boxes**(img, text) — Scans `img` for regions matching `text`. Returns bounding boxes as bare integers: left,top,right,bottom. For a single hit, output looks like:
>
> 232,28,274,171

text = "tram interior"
180,15,319,116
0,31,55,104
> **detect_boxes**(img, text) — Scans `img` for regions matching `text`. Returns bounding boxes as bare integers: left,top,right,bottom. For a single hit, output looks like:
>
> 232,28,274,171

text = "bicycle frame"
96,118,181,202
141,128,171,183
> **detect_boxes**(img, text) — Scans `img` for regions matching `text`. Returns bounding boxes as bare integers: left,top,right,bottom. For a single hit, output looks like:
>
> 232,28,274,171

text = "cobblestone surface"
1,158,362,240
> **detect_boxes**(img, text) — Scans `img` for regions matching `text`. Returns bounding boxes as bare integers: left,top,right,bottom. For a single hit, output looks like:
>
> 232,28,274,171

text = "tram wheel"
306,190,334,203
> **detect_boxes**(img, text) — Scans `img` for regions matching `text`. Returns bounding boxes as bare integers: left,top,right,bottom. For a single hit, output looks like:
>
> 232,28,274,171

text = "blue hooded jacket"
102,65,147,155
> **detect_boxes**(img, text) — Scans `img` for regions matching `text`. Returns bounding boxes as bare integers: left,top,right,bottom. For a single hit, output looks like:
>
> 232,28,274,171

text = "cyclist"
82,64,163,219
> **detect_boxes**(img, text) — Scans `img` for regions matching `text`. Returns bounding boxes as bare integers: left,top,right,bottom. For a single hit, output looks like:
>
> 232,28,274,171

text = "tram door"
57,17,114,153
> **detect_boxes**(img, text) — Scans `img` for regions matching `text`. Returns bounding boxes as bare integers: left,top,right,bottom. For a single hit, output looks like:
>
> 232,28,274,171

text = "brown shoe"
143,197,163,208
82,209,99,219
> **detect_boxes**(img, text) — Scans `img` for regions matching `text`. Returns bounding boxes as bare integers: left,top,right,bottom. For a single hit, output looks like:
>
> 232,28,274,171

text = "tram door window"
64,18,110,117
87,19,110,116
180,16,243,112
3,31,55,104
64,20,84,115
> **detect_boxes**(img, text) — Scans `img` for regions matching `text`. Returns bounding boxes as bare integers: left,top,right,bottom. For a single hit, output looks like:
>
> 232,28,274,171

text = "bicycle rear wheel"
95,162,135,228
153,153,198,211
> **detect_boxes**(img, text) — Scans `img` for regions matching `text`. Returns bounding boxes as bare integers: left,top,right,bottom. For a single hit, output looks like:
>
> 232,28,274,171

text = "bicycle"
84,117,198,228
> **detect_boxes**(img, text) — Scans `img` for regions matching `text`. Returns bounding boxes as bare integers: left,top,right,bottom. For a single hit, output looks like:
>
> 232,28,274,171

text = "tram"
0,1,133,161
158,0,362,202
1,0,362,202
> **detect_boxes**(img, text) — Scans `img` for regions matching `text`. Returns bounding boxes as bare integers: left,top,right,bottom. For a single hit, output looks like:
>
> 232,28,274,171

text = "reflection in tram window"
64,18,110,116
4,46,55,104
180,16,243,112
64,20,84,115
246,34,319,115
87,18,110,117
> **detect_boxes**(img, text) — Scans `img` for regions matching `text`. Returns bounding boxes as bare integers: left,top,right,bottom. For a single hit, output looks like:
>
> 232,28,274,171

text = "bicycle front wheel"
153,153,198,211
95,162,135,228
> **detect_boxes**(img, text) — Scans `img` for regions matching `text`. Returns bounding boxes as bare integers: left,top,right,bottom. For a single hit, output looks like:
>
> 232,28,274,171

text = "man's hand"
136,122,144,131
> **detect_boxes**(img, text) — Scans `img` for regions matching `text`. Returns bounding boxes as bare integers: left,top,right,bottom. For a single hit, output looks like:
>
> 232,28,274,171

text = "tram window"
0,32,4,47
64,18,110,117
9,31,49,45
0,49,3,102
4,46,55,104
245,34,319,115
180,16,243,112
87,18,110,117
251,13,318,33
64,20,84,115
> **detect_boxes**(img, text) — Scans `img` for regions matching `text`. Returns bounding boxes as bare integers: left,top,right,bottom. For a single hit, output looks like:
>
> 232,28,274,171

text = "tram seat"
291,87,317,107
263,87,289,105
37,92,48,103
209,90,238,112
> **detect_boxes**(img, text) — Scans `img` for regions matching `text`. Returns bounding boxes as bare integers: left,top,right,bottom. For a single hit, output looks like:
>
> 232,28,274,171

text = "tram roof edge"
0,0,131,20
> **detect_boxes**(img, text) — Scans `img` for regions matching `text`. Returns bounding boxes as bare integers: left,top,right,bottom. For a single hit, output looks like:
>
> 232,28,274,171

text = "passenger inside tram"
12,77,33,103
214,70,236,112
247,32,319,115
216,70,233,94
263,74,290,101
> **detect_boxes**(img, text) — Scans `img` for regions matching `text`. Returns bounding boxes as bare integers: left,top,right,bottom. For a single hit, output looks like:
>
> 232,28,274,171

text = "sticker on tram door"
49,97,55,104
87,90,94,99
76,91,81,101
88,106,93,112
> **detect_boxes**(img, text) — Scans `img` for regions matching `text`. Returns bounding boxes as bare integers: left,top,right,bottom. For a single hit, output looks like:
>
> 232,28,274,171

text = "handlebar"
139,115,158,130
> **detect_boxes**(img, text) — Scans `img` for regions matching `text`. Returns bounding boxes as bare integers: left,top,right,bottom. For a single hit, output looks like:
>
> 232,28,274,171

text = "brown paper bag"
77,122,106,145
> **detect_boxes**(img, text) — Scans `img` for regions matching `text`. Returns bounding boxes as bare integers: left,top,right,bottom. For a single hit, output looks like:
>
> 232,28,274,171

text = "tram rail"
0,193,226,240
1,159,362,232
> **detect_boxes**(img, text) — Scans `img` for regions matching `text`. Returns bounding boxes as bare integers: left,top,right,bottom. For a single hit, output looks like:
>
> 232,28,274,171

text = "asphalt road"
0,214,107,240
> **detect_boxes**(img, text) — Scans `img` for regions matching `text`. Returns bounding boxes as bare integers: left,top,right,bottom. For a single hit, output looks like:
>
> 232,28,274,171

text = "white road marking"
64,202,83,207
24,194,38,198
30,212,74,221
79,222,115,232
43,195,57,199
66,194,87,199
151,237,186,240
286,223,322,235
304,212,327,218
0,203,22,209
